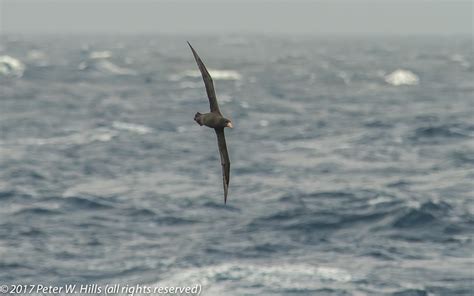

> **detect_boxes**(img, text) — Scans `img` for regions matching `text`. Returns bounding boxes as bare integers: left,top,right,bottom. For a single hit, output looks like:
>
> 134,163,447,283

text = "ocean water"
0,35,473,295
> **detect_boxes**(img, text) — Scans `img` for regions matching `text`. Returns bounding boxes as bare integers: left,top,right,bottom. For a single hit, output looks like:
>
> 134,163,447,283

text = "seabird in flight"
187,42,233,203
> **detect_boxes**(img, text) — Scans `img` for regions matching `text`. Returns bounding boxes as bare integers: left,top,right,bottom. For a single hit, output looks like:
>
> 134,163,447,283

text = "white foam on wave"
0,55,26,77
170,69,242,81
62,178,130,198
79,60,137,75
112,121,153,135
384,69,419,86
17,121,153,147
78,49,136,75
89,50,113,59
17,128,118,147
316,266,352,282
151,263,352,295
95,60,137,75
368,195,393,206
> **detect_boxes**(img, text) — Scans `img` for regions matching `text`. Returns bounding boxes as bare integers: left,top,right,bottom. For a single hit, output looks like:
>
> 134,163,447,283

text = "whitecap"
112,121,153,134
88,50,113,59
368,195,393,206
0,55,25,77
62,178,131,198
152,263,352,293
316,266,352,282
384,69,419,86
95,60,137,75
240,101,249,109
17,128,117,147
175,69,242,81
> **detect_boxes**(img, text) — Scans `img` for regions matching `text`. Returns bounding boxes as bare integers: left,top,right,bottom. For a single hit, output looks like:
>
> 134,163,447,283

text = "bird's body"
194,112,230,129
188,42,233,203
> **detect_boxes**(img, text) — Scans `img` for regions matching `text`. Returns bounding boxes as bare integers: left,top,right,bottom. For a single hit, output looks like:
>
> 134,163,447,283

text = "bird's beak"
226,122,233,128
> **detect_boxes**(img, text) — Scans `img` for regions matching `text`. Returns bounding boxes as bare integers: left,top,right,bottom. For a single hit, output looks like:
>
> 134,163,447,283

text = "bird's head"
223,118,233,129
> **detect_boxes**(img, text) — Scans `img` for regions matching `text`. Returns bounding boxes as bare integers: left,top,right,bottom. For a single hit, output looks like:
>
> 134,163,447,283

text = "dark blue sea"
0,35,473,296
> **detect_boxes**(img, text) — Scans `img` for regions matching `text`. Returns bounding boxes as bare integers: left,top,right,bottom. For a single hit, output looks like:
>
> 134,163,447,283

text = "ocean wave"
170,69,242,81
6,168,47,182
78,59,137,76
450,150,474,165
251,190,396,233
112,121,153,135
449,54,471,68
62,196,114,210
26,50,49,67
153,263,352,295
89,50,113,59
385,69,419,86
391,288,428,296
382,200,473,243
1,35,472,293
93,60,137,75
13,207,62,216
16,128,118,147
62,178,131,199
391,201,452,229
409,124,473,143
153,216,197,225
0,189,36,201
0,55,25,77
177,81,203,89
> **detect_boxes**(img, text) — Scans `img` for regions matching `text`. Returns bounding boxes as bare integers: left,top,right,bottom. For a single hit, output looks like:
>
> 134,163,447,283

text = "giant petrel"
187,42,233,203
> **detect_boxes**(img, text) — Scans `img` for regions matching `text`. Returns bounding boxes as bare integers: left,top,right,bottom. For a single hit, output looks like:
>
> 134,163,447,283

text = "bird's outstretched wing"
187,42,221,115
215,128,230,203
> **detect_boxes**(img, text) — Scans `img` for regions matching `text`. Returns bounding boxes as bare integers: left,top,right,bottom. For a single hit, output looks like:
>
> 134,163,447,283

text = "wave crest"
0,55,25,77
385,69,419,86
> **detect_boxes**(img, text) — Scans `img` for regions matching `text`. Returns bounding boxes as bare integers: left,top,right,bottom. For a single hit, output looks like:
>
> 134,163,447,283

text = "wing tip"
224,180,228,204
224,184,228,204
187,41,196,53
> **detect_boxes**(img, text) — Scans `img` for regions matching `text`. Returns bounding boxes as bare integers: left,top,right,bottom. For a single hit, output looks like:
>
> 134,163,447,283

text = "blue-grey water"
0,35,473,296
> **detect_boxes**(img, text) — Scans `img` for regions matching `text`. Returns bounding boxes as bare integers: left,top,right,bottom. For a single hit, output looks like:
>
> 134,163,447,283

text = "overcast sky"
1,0,472,35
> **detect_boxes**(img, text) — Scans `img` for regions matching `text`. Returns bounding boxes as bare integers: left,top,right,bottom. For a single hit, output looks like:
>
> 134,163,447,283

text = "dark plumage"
188,42,233,203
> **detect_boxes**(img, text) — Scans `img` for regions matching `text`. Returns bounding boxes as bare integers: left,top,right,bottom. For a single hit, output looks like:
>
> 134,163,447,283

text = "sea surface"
0,35,473,296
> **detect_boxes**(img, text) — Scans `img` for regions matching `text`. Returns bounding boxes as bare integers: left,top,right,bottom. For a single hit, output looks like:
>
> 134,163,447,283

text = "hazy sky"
1,0,472,35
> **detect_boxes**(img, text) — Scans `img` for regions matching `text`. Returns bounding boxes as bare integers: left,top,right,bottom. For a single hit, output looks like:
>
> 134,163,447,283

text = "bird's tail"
194,112,204,126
